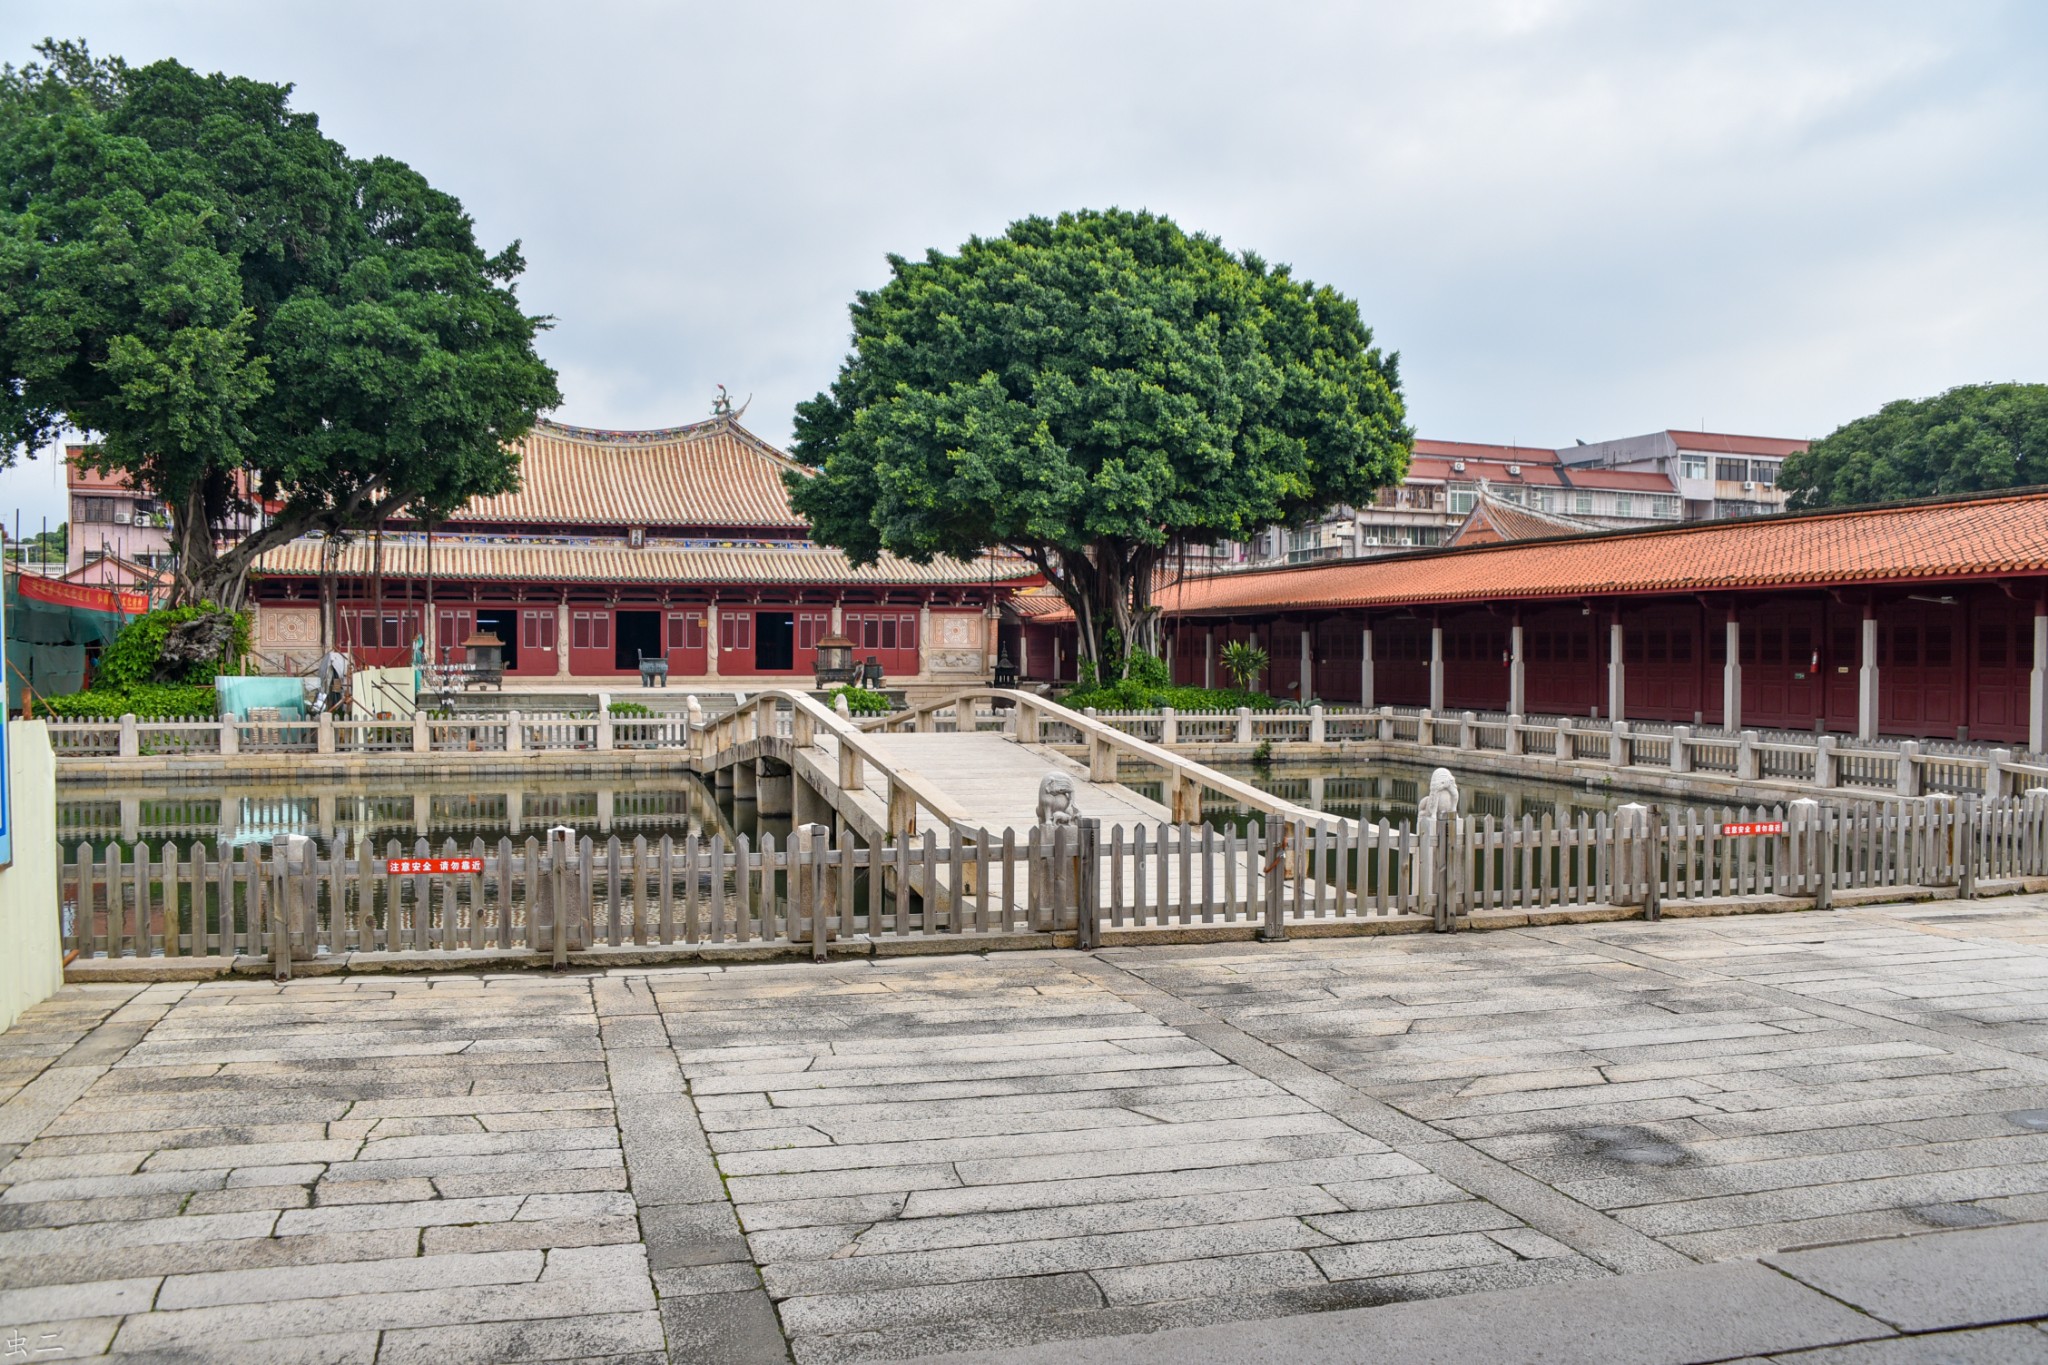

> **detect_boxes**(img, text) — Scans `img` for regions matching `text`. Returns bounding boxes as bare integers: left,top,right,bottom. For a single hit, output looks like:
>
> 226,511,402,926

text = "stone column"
555,601,571,677
705,602,721,678
1299,626,1313,704
1858,607,1880,742
2032,607,2047,754
1360,626,1374,711
1607,618,1626,724
919,602,932,679
1508,620,1526,717
1428,622,1445,713
1723,614,1743,733
830,600,844,633
1204,630,1215,689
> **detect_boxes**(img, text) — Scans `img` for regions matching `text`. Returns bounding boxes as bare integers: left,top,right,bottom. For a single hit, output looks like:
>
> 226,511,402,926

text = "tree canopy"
785,208,1411,671
0,40,560,607
1779,383,2048,509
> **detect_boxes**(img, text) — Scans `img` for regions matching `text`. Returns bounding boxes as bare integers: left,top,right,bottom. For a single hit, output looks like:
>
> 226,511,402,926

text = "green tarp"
215,674,310,720
4,571,137,713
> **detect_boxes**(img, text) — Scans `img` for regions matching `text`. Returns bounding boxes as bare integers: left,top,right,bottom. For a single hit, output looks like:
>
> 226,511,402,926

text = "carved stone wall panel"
930,649,984,673
261,606,320,647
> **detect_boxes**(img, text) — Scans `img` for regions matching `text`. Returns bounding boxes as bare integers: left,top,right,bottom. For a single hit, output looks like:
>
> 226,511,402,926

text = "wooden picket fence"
58,795,2048,964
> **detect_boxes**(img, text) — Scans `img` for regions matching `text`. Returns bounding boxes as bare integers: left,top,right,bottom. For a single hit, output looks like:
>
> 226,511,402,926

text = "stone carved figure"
1036,772,1080,828
1416,767,1460,822
834,693,851,718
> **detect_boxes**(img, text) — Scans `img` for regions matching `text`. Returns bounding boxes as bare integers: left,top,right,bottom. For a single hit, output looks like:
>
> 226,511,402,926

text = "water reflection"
58,773,744,861
60,758,1615,859
1125,759,1625,832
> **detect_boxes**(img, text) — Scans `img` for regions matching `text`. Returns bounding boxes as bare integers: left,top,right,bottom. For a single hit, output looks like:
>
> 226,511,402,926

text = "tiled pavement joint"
599,974,793,1364
1069,952,1694,1276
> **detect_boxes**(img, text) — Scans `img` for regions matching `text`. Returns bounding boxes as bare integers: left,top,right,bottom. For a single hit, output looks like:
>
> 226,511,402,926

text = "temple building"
248,415,1036,690
1025,487,2048,748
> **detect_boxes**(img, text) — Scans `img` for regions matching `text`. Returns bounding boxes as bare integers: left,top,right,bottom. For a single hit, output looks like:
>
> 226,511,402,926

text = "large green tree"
0,40,560,609
785,209,1411,671
1780,382,2048,509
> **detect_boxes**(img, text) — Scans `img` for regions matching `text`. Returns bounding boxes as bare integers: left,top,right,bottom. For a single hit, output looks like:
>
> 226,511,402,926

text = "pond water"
57,758,1624,861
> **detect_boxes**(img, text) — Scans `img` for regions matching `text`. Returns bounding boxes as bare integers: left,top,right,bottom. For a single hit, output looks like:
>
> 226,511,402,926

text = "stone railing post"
1309,704,1325,745
1504,713,1524,756
1160,707,1178,747
219,718,239,757
1555,716,1574,762
412,711,431,754
1737,730,1759,782
596,705,614,752
954,699,975,734
505,710,523,754
1669,724,1691,774
1017,699,1041,745
1458,711,1475,750
1089,734,1119,783
1611,720,1631,768
316,712,336,756
1613,802,1653,914
117,712,140,759
1896,740,1921,798
1986,749,2013,801
1813,735,1836,788
1378,706,1394,743
1418,709,1435,747
1236,707,1253,745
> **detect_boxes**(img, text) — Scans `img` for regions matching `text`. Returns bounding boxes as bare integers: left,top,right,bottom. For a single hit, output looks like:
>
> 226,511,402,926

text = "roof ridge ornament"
712,384,752,421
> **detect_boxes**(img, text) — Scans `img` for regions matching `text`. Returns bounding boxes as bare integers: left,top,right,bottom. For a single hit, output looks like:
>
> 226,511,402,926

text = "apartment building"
1559,429,1809,519
65,453,173,589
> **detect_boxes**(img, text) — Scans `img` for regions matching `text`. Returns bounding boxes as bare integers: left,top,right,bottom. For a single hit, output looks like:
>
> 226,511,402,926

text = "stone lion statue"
1036,772,1080,827
1416,767,1460,822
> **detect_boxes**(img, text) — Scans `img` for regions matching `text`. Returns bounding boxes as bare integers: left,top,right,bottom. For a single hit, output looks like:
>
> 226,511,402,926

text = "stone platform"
2,895,2046,1362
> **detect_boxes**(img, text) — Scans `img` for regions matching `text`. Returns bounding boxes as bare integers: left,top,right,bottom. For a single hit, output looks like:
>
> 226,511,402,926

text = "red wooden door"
1373,621,1431,708
1879,602,1964,738
1523,611,1598,717
568,608,615,675
718,608,754,675
666,609,708,677
1443,617,1509,712
795,610,831,677
435,608,472,668
515,608,557,676
1622,606,1701,722
1314,618,1363,704
845,610,922,678
1968,600,2032,742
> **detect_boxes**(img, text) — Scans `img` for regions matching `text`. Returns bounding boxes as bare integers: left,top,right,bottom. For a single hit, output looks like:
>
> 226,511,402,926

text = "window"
1654,496,1681,519
1680,455,1708,480
1448,489,1476,515
77,496,117,524
1754,461,1777,487
1715,458,1749,482
1614,495,1634,517
1574,492,1594,515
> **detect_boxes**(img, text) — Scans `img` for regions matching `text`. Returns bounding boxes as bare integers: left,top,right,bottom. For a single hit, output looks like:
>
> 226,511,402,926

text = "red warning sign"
383,857,485,875
1719,821,1785,838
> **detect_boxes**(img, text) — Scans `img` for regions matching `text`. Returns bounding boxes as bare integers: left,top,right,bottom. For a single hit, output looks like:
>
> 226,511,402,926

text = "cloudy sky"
3,0,2045,529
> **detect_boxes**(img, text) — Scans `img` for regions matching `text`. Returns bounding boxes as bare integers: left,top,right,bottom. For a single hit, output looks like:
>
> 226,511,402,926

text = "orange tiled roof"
256,537,1034,587
1451,493,1599,548
450,418,810,530
1148,489,2048,615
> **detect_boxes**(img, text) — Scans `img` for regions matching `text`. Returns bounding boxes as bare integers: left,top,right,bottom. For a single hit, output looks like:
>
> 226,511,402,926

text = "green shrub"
827,685,893,716
1061,680,1278,713
96,604,251,690
1219,640,1269,693
607,700,653,717
43,684,218,719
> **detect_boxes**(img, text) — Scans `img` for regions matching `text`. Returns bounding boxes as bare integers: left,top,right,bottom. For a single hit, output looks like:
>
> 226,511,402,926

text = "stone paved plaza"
2,897,2047,1362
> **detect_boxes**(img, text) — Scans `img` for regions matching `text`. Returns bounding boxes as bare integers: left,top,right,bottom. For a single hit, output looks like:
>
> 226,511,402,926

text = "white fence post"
1309,705,1325,745
1896,741,1921,798
1737,730,1759,782
118,713,139,758
1611,721,1631,768
412,712,430,754
506,710,523,754
1669,724,1690,773
1814,735,1836,787
219,718,239,757
316,712,335,756
1160,706,1178,746
1505,714,1523,756
1986,749,2012,800
1236,708,1253,745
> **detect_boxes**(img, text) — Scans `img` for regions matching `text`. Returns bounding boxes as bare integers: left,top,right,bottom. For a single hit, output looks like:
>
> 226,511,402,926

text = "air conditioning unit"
113,511,132,524
1743,480,1757,491
1362,535,1380,546
131,513,152,528
1452,460,1466,472
1507,464,1522,477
